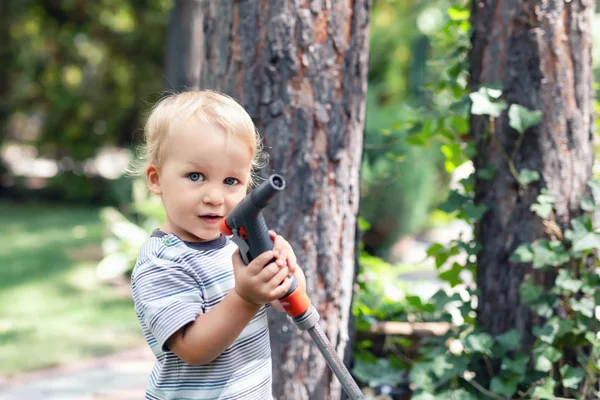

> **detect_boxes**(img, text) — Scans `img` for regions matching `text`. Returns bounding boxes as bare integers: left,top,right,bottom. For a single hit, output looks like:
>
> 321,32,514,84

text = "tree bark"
166,1,372,399
0,0,12,191
470,0,594,348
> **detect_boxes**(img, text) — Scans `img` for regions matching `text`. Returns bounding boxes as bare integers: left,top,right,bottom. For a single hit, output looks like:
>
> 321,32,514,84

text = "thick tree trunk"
470,0,594,347
166,1,371,399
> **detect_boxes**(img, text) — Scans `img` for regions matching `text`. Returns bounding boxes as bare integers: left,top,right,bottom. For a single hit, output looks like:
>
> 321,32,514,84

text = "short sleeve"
132,258,205,351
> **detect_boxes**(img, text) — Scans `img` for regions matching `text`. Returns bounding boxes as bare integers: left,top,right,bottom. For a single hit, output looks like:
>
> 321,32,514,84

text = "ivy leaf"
530,295,557,319
560,365,585,389
490,376,520,398
495,329,522,352
465,332,494,355
508,104,543,134
555,270,583,293
533,344,562,372
501,354,528,375
427,243,460,269
439,263,464,287
510,243,533,263
531,378,556,399
531,202,552,219
518,168,540,186
571,297,595,318
409,362,435,390
530,188,554,219
352,357,404,387
439,190,469,214
431,355,455,378
572,232,600,253
580,196,596,212
531,239,570,269
470,87,507,118
463,203,488,222
533,318,560,344
520,280,544,305
555,319,575,338
588,178,600,204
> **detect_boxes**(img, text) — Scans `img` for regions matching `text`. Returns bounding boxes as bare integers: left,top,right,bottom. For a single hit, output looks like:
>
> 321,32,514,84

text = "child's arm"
166,249,291,365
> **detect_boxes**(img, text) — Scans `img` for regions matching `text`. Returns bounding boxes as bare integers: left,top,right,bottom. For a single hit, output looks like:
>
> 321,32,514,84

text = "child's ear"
146,165,162,195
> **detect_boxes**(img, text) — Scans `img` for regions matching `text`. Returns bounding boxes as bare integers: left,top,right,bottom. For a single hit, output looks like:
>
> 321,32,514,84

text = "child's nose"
202,187,224,205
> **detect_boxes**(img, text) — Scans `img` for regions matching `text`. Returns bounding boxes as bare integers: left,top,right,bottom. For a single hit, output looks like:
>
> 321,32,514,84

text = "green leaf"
530,189,554,219
431,355,455,378
520,280,544,305
580,196,596,212
441,142,466,173
508,104,543,134
358,218,371,231
448,6,470,21
588,178,600,203
531,378,556,399
533,344,562,372
409,362,434,389
531,203,552,219
518,168,540,186
555,269,583,293
465,332,494,355
572,232,600,253
438,263,463,287
560,365,585,389
501,354,528,375
510,243,533,263
533,318,560,344
352,357,404,387
470,87,507,118
571,297,595,318
555,319,575,338
463,203,488,222
495,329,522,352
490,376,519,398
439,190,469,214
530,239,570,269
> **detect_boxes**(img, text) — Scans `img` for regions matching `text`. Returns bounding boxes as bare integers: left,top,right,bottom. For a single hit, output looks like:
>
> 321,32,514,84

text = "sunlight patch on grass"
0,202,144,376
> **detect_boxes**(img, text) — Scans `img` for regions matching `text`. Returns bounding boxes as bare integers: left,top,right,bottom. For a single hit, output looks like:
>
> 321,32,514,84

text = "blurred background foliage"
0,0,457,256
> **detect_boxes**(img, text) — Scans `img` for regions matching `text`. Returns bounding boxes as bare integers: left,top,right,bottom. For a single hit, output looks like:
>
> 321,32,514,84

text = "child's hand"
232,249,291,306
269,230,299,276
268,230,307,313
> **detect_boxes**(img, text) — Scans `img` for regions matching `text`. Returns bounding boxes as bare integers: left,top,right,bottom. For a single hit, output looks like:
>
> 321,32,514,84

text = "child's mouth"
200,215,222,224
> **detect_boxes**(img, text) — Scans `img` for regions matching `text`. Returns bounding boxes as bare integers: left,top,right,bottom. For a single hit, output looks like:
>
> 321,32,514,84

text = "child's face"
147,119,252,242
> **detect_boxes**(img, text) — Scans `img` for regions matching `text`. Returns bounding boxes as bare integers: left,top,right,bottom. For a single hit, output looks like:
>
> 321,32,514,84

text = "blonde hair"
134,90,267,185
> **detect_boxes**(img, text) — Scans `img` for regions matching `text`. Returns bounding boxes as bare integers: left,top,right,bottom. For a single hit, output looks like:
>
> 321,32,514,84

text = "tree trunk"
0,0,11,192
470,0,594,347
166,1,372,399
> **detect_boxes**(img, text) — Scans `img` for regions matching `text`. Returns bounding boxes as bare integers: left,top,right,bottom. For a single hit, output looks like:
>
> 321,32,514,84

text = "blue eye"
188,173,204,182
224,177,239,185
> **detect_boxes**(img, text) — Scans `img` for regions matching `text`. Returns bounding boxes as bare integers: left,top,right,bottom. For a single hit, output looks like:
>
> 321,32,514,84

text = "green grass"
0,202,145,376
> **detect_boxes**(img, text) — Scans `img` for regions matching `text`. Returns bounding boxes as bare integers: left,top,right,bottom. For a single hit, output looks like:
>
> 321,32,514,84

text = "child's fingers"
257,261,281,282
246,250,274,274
271,277,292,298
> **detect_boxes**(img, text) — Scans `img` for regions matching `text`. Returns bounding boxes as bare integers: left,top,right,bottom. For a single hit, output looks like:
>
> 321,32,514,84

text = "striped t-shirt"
131,230,273,400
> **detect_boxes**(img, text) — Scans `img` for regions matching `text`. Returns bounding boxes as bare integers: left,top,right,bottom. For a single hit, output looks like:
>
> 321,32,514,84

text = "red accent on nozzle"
279,289,312,318
220,219,232,235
